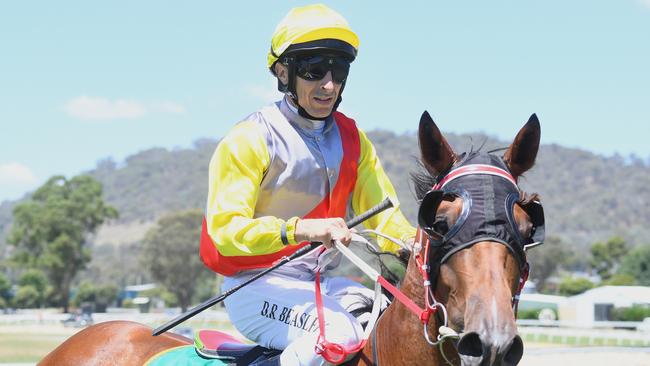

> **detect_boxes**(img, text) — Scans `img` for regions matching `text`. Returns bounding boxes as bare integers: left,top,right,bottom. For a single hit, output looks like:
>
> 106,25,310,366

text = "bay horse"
39,112,543,366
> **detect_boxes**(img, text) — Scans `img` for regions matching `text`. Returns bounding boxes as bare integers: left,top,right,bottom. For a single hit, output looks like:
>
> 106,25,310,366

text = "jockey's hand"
406,236,421,254
294,218,352,249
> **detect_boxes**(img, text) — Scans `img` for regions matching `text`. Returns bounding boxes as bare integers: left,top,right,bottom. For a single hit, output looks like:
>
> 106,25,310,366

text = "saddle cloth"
144,345,228,366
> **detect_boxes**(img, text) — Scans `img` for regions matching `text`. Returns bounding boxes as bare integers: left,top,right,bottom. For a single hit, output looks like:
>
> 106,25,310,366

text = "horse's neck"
371,257,443,365
401,257,429,306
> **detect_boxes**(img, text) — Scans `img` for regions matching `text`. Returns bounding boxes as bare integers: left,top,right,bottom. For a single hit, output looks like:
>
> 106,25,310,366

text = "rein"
312,162,538,364
313,162,538,364
311,236,383,364
312,231,459,365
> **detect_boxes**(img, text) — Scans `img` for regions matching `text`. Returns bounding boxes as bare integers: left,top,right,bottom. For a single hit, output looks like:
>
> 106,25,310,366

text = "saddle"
194,329,281,365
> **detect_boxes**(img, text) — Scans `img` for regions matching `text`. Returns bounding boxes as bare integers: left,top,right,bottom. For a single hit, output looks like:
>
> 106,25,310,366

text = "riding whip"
152,197,394,336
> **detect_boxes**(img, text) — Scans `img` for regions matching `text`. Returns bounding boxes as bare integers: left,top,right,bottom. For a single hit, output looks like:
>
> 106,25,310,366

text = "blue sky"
1,1,649,203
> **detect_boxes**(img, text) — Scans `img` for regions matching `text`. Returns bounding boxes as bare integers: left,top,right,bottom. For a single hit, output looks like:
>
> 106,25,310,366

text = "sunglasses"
294,55,351,83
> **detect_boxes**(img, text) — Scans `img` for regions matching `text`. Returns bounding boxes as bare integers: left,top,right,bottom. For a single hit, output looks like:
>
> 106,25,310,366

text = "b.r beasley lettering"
260,300,319,333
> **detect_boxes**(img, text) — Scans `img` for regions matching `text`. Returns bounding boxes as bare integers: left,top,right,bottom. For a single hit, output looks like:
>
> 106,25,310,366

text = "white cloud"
63,96,187,121
244,78,281,105
0,163,39,202
641,0,650,9
64,96,147,120
0,163,38,185
152,101,186,114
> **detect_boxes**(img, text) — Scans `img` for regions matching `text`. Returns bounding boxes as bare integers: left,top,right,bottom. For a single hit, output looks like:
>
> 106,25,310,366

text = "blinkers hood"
418,153,545,270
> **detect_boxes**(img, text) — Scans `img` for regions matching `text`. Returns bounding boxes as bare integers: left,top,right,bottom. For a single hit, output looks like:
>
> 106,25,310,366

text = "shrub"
517,308,557,321
142,287,177,308
517,309,541,320
122,298,136,308
602,273,636,286
94,285,118,312
73,282,96,306
13,286,40,308
0,273,12,303
611,305,650,321
559,277,595,296
18,269,47,307
73,282,119,312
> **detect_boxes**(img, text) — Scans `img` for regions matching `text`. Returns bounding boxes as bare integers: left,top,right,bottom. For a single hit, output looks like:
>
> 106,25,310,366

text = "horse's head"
413,112,544,366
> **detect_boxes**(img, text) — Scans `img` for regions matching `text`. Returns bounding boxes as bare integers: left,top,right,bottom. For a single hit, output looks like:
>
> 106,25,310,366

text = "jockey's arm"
206,122,414,257
206,120,301,257
352,129,417,253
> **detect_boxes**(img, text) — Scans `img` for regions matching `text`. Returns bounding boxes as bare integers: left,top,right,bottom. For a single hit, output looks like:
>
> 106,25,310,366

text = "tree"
94,284,119,312
0,273,11,309
73,282,119,312
527,236,570,293
602,273,636,286
8,175,117,312
620,244,650,285
141,209,217,312
73,282,97,306
558,276,595,296
18,269,48,308
590,236,629,281
14,286,40,308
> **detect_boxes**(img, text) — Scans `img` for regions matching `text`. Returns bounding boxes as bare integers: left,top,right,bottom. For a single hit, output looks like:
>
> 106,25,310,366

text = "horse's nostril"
457,332,484,358
503,335,524,366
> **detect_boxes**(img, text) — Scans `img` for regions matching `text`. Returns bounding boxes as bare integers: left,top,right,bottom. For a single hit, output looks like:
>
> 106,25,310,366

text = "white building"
560,286,650,327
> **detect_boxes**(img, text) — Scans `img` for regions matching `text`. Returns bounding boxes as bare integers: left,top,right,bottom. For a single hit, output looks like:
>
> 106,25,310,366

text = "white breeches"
223,273,380,366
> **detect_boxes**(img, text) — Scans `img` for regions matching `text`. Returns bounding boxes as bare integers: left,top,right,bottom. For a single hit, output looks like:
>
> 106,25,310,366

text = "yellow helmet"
267,4,360,70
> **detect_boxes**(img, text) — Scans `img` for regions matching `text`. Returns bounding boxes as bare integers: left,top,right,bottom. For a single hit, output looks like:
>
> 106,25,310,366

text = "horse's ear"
418,111,455,176
504,113,541,178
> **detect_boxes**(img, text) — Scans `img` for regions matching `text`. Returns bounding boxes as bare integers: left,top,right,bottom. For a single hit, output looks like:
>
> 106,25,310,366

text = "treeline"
368,130,650,253
525,235,650,295
1,128,650,311
2,130,649,253
89,138,215,222
0,176,216,313
89,130,650,251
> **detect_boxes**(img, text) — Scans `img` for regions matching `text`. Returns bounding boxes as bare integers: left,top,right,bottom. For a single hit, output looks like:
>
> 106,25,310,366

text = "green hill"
1,130,649,263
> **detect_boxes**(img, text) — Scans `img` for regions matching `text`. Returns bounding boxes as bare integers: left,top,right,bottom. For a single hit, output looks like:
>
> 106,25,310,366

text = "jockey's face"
275,62,343,119
294,70,342,118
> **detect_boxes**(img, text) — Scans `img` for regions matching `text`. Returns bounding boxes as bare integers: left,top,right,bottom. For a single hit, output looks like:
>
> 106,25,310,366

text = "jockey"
201,4,416,365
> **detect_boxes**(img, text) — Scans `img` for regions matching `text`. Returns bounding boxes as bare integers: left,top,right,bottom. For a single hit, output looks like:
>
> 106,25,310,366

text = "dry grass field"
1,323,649,365
0,324,77,363
520,345,650,366
0,318,240,364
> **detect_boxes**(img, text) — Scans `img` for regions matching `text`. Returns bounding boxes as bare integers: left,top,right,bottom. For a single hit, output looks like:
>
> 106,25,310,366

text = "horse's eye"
433,217,450,235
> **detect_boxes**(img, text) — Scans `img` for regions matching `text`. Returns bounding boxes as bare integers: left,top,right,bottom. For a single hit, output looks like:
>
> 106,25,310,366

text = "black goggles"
294,55,351,83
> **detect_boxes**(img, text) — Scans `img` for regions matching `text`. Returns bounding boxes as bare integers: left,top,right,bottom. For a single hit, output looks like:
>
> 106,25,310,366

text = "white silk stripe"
434,164,518,190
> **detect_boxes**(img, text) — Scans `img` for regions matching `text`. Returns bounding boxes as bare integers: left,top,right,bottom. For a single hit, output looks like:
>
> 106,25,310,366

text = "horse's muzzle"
457,332,523,366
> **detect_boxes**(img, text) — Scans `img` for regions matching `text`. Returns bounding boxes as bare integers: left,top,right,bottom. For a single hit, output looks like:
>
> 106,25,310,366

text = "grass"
0,330,73,363
522,331,650,347
4,322,648,363
0,320,239,363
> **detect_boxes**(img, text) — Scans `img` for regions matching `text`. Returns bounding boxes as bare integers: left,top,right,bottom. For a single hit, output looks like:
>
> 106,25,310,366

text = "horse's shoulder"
76,320,189,343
